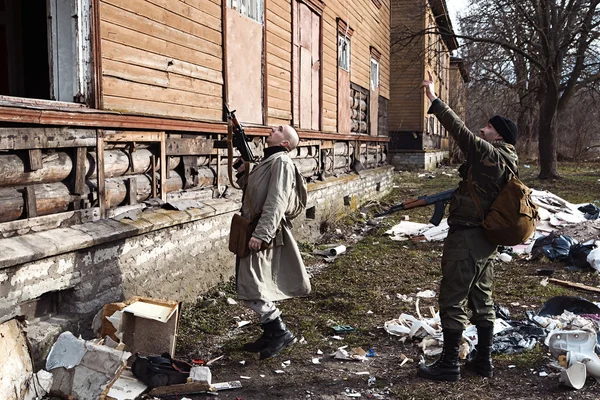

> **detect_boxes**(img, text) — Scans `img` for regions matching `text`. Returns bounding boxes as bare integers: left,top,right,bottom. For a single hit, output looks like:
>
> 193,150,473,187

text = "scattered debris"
46,332,131,400
0,319,53,400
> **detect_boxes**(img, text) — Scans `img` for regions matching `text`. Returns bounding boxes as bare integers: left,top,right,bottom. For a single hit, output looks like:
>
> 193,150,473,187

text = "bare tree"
457,0,600,178
391,0,600,178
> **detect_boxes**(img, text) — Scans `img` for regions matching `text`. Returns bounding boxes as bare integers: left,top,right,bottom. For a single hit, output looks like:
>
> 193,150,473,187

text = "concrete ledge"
0,198,240,270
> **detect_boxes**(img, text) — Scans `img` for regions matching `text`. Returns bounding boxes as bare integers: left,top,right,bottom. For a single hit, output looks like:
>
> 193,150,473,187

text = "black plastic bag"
537,296,600,317
569,242,596,271
578,204,600,220
531,233,577,261
131,352,191,389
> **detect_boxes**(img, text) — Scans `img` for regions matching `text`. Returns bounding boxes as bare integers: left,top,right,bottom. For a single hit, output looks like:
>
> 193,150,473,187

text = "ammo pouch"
131,352,191,389
229,213,257,258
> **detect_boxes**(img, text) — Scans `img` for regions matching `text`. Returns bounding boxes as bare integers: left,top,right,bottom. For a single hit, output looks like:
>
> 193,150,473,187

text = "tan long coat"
236,151,311,301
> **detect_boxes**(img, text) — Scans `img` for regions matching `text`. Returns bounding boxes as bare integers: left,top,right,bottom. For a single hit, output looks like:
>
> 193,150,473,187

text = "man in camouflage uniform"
417,72,519,382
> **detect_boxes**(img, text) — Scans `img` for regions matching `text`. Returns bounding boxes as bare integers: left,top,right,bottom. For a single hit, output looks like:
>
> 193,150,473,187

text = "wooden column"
97,130,106,219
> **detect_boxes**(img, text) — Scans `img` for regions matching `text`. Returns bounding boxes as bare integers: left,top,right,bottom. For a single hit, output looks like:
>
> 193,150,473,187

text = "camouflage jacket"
428,99,519,227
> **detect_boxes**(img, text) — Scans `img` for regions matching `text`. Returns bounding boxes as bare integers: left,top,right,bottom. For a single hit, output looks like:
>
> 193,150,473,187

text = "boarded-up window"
293,1,321,130
351,83,368,134
337,19,353,134
226,4,263,124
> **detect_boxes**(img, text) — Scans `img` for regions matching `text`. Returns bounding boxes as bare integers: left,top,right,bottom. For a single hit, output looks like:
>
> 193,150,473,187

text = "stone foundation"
0,166,394,363
389,150,448,171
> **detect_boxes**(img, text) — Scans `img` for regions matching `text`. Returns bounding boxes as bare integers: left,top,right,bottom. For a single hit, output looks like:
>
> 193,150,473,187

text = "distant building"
388,0,459,170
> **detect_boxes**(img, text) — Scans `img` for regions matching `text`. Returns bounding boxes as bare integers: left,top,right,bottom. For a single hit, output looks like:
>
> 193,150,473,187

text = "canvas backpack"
469,164,539,246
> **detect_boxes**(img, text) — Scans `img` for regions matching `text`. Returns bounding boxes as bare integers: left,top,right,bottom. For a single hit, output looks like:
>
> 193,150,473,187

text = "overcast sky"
446,0,469,31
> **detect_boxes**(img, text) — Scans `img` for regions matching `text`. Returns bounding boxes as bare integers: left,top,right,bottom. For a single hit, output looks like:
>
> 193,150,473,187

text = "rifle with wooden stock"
376,188,456,226
214,104,257,188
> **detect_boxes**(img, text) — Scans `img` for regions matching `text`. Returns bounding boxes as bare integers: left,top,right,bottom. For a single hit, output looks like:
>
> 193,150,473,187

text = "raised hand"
420,70,437,102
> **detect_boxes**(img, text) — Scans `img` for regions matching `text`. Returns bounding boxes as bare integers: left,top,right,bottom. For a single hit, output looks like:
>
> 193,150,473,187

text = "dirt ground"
173,161,600,400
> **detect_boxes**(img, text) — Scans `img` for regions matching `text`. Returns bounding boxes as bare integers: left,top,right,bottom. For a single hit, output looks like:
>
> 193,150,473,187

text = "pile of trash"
0,296,242,400
383,189,600,266
383,294,600,390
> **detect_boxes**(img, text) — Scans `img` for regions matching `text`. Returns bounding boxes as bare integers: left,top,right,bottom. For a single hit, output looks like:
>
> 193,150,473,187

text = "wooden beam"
97,130,106,218
73,148,87,195
0,105,389,142
103,131,163,142
23,186,37,218
126,177,137,205
166,138,214,155
28,149,43,171
160,133,167,201
151,155,157,199
0,128,96,149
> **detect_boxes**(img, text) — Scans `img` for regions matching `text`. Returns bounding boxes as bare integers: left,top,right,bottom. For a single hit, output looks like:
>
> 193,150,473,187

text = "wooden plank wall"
388,0,426,133
321,0,391,132
267,0,294,125
98,0,390,133
99,0,224,121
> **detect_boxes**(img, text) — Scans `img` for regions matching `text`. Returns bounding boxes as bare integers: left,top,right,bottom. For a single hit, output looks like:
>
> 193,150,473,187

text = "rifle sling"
226,121,249,190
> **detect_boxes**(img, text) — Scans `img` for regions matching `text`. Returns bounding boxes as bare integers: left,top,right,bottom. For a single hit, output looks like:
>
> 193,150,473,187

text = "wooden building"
0,0,394,348
0,0,390,227
388,0,458,170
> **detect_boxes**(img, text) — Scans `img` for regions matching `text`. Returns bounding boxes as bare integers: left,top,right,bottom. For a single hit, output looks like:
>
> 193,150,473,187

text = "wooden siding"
389,0,425,132
99,0,223,120
321,0,391,132
267,0,293,125
97,0,390,133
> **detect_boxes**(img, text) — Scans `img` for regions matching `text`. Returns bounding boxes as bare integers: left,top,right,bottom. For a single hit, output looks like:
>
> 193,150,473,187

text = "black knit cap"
489,115,518,145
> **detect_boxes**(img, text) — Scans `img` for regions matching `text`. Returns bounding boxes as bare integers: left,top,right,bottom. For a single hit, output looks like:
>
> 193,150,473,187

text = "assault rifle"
214,104,257,165
376,188,456,226
226,103,256,164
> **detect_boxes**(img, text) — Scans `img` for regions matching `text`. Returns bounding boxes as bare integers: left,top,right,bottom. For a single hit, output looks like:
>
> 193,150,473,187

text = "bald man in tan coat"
235,124,310,360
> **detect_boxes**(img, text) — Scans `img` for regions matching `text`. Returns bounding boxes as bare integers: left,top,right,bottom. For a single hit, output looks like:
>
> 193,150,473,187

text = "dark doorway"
0,0,50,100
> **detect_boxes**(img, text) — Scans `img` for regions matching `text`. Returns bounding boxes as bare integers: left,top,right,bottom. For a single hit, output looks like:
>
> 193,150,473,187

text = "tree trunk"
537,80,560,179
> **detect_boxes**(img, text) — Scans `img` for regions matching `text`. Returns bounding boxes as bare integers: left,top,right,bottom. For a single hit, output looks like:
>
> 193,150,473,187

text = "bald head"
267,125,300,151
282,125,299,150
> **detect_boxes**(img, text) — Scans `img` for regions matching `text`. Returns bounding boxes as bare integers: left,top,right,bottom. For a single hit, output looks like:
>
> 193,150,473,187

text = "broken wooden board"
149,381,212,396
548,278,600,294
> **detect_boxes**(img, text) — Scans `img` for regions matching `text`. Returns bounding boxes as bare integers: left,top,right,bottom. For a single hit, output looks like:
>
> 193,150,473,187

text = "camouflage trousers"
438,227,498,331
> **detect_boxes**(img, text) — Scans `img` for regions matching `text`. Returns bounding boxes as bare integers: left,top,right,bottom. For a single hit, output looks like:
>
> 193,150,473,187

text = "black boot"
465,325,494,377
417,329,463,382
259,317,296,360
242,324,272,352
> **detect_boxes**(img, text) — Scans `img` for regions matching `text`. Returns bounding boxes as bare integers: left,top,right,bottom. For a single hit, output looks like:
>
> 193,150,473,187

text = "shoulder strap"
467,167,485,221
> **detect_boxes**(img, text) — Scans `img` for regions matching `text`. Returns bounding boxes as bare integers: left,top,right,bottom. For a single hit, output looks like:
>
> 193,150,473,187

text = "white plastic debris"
416,290,436,298
498,253,512,262
312,358,321,364
588,247,600,272
240,375,252,379
190,366,212,385
274,370,285,374
226,298,238,305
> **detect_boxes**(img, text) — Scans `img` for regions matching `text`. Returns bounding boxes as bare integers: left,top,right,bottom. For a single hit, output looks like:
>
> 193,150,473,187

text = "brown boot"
417,329,463,382
465,325,494,377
